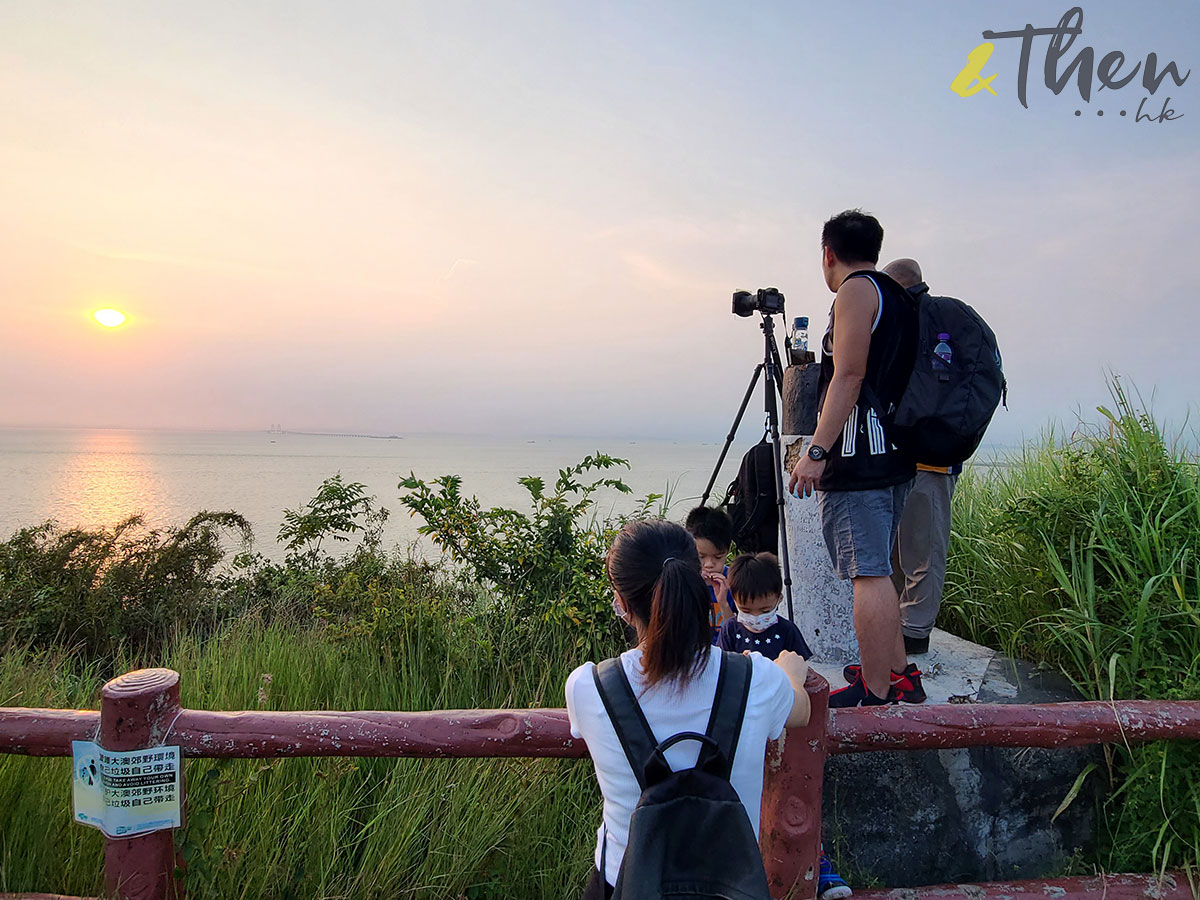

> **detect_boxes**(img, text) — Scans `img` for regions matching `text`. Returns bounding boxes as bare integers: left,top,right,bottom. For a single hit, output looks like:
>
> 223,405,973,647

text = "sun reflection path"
54,431,167,531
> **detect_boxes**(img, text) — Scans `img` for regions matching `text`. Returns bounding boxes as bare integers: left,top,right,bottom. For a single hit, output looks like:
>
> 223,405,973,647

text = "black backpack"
850,274,1007,468
720,438,778,554
591,652,770,900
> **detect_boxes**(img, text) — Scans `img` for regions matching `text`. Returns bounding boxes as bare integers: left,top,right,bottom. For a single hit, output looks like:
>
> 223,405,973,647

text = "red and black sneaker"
841,663,926,704
829,669,898,708
891,663,926,703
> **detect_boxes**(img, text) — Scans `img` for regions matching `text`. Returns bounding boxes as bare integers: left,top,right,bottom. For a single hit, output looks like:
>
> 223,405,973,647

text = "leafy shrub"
278,473,390,560
0,512,251,661
221,476,396,626
399,453,653,656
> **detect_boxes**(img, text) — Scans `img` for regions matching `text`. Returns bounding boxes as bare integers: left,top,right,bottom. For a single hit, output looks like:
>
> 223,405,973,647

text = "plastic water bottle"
932,333,952,371
791,316,809,351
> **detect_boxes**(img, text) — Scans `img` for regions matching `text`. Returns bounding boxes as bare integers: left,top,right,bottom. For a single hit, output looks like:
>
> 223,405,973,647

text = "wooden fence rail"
2,667,1199,900
7,698,1200,759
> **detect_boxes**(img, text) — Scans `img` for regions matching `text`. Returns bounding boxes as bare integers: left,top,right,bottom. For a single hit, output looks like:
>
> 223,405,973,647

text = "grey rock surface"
821,655,1098,887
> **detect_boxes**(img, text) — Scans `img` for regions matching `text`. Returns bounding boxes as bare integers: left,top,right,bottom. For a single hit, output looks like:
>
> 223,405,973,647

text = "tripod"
700,313,795,620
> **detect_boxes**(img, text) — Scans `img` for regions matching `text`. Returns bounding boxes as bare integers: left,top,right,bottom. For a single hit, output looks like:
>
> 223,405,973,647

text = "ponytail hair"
607,520,711,687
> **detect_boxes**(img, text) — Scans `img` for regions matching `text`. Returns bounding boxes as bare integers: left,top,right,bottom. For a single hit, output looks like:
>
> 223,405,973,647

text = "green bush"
0,466,632,896
399,453,651,658
278,472,391,561
0,511,251,661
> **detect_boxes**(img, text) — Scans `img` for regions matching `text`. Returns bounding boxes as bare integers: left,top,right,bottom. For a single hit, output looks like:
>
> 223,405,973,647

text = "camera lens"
732,291,755,317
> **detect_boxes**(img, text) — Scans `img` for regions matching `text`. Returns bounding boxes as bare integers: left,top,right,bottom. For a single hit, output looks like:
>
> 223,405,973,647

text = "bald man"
880,258,961,655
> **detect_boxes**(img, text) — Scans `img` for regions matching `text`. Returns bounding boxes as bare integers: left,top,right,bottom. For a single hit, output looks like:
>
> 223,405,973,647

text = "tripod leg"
762,326,796,621
768,415,796,622
701,364,763,505
769,340,787,401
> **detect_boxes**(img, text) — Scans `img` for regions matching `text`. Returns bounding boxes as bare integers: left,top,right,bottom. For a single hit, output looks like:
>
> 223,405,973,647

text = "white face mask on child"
737,609,779,633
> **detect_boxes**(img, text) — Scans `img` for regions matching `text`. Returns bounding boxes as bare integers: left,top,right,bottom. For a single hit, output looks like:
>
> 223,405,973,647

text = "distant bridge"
275,430,403,440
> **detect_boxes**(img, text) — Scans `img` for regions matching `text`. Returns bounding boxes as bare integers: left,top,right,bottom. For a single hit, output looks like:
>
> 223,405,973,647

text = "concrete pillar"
780,364,859,665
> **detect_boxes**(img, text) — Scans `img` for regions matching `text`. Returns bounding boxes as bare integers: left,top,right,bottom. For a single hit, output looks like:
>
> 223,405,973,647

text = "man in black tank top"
787,210,923,708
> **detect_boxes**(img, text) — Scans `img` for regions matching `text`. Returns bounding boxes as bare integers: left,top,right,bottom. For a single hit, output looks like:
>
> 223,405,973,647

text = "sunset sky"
2,1,1197,443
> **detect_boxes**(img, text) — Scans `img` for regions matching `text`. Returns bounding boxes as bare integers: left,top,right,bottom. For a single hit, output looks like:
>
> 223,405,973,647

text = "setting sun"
93,309,127,328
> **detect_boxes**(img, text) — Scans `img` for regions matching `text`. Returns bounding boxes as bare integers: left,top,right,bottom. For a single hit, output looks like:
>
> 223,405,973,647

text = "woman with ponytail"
566,519,811,900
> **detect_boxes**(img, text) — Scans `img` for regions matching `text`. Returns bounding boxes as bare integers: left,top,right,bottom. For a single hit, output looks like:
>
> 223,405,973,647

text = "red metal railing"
2,667,1199,900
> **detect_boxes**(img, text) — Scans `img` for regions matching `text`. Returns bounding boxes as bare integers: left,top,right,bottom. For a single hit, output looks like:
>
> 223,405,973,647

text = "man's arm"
788,277,877,496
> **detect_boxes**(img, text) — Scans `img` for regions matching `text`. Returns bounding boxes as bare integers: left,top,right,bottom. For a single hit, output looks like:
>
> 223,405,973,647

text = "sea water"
0,428,745,560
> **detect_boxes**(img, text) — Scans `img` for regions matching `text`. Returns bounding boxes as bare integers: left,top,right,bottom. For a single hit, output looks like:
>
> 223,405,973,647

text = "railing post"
100,668,184,900
760,668,830,900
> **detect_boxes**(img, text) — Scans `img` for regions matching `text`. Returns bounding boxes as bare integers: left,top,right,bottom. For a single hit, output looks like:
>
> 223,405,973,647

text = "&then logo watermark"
951,7,1191,124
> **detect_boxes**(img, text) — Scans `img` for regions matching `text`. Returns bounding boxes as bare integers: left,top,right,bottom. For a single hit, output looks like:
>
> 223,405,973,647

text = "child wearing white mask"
716,552,813,661
716,552,852,900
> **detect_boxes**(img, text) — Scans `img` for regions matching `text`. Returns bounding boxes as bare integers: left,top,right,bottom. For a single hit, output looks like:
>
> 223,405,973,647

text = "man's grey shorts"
817,481,912,580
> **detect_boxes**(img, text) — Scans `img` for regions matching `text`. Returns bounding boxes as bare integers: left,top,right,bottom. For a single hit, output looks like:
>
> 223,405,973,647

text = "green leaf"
1052,762,1097,822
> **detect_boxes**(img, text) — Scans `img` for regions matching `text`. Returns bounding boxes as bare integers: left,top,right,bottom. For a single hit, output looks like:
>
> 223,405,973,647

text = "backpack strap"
592,658,658,791
702,651,752,779
857,381,892,423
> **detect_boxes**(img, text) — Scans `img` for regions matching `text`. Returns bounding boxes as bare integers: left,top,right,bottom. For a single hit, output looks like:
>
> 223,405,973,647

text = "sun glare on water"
93,309,127,328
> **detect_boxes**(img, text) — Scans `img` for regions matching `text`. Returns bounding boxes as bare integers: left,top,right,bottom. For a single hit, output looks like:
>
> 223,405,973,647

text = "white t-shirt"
565,644,795,886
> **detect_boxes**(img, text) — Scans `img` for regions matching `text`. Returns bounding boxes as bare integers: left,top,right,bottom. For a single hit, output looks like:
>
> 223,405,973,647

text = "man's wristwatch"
807,444,828,462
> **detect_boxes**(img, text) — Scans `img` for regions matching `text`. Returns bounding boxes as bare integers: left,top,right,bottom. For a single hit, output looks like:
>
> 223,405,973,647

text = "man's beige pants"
891,470,958,640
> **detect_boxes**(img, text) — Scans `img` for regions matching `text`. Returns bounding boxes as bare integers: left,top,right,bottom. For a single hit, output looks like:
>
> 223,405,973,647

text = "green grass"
0,613,609,899
943,380,1200,874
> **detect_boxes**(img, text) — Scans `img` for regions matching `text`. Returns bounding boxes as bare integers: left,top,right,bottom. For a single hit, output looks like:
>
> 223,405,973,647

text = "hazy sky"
3,1,1197,444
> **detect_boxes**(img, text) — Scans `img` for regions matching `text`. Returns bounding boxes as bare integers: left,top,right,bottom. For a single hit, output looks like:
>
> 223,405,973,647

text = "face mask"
737,609,779,633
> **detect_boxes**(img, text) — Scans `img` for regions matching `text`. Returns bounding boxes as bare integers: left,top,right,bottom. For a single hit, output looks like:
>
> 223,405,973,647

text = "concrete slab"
810,627,998,704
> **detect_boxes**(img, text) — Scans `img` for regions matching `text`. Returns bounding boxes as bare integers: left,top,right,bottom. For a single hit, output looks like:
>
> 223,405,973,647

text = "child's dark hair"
728,552,783,601
822,209,883,265
683,505,733,552
607,519,711,687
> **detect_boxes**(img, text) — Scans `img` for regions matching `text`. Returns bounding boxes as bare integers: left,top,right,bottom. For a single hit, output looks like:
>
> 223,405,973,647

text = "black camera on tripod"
702,285,796,619
731,287,785,317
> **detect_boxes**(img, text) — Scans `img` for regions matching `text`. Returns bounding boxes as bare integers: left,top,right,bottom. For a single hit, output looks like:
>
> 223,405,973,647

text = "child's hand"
704,570,729,601
775,650,812,728
773,650,809,685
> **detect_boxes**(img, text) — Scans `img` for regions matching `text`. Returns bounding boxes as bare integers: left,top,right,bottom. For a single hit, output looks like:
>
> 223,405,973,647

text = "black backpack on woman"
591,651,770,900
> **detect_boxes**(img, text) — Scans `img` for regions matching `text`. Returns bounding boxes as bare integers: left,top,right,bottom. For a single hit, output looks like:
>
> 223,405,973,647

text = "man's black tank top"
816,270,918,491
